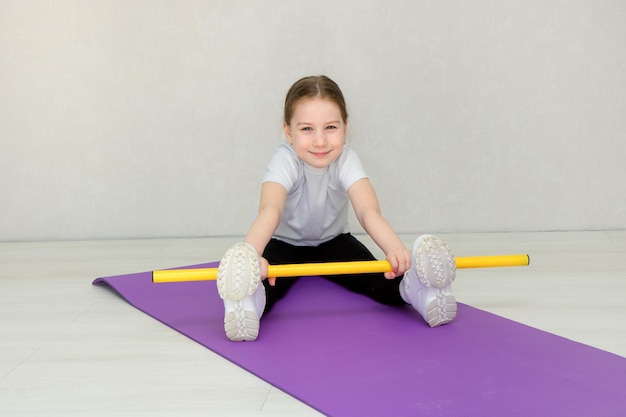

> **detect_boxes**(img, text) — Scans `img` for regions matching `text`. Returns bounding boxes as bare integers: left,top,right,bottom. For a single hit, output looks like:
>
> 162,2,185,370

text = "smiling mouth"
310,151,331,158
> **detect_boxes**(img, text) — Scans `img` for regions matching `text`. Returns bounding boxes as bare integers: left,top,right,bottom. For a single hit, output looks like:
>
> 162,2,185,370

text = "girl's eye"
326,125,337,130
301,127,313,132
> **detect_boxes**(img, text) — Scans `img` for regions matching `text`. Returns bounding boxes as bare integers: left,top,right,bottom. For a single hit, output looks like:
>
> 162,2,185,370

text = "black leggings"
261,233,406,313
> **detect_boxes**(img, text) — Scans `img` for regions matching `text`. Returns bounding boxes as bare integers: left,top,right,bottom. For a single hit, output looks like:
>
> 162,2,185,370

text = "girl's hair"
283,75,348,125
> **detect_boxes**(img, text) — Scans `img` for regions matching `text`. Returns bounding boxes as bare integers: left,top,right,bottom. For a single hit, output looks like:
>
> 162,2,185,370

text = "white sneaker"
216,242,266,341
400,235,457,327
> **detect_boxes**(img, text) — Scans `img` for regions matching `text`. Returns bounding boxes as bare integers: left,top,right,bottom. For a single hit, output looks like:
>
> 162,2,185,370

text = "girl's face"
283,97,347,169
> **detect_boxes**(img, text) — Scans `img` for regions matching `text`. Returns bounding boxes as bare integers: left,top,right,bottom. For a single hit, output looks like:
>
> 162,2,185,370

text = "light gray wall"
1,1,625,241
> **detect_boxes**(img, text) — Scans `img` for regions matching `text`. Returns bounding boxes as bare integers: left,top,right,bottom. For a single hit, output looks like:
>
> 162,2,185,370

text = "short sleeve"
336,147,368,191
262,143,300,192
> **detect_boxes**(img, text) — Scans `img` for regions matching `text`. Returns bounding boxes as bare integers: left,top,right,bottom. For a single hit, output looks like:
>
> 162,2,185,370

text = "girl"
217,75,456,341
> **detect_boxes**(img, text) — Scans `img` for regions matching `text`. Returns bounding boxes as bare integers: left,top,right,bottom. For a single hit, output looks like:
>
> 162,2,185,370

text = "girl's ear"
283,122,293,144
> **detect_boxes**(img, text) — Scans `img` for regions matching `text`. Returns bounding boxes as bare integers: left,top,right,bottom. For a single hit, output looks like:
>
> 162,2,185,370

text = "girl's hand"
385,247,412,279
259,256,277,286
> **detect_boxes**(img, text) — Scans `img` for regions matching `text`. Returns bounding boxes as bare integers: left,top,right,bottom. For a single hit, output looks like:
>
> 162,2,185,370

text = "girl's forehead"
292,97,344,120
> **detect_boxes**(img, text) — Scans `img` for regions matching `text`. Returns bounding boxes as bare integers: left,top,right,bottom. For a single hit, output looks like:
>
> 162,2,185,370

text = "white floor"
1,231,625,416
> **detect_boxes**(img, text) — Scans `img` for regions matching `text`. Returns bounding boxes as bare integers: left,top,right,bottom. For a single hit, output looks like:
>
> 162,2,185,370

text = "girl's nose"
313,130,327,146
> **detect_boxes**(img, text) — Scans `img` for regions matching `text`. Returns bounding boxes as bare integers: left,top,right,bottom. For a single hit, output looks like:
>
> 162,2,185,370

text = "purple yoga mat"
93,263,626,417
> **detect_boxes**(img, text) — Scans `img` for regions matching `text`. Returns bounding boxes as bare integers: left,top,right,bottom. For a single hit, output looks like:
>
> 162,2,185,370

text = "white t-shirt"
263,142,368,246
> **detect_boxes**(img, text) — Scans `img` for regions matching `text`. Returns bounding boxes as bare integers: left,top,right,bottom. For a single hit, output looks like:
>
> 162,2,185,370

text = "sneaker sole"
217,242,261,302
223,299,260,342
414,235,456,289
217,243,262,341
413,235,457,327
425,291,457,327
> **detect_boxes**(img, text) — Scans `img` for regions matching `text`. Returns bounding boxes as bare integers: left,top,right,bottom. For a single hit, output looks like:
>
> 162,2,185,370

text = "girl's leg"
315,233,406,306
262,233,406,311
261,238,307,313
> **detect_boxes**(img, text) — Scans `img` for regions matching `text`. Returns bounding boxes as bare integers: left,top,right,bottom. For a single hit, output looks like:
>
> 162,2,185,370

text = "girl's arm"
244,181,287,285
348,178,412,279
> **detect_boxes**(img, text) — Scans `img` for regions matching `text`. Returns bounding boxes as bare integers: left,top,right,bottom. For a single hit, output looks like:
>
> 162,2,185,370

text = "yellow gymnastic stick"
152,254,529,283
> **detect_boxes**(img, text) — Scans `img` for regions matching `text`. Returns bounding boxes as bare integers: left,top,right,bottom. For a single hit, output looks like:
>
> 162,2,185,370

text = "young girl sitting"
217,75,456,341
